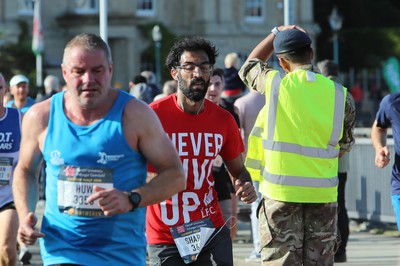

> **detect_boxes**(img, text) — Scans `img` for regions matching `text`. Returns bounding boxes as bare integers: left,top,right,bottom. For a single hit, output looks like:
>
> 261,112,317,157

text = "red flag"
32,0,44,55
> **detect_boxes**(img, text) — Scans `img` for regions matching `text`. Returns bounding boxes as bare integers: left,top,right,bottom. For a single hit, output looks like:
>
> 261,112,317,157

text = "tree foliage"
0,20,37,95
314,0,400,70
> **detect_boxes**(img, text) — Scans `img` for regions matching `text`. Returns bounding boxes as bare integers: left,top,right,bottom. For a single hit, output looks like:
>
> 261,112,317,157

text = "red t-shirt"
146,94,244,244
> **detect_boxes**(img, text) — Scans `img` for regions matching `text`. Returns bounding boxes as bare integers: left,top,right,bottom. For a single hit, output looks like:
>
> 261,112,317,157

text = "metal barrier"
347,128,396,223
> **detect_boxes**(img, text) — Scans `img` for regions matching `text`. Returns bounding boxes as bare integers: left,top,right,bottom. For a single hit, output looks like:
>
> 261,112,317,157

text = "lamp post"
152,25,162,87
329,7,343,65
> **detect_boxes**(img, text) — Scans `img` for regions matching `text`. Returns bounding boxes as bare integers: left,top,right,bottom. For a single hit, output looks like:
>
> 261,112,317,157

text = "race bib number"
57,165,113,217
170,218,215,264
0,157,13,185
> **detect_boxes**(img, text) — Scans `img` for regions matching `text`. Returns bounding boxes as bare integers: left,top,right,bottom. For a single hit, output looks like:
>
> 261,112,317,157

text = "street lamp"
152,25,162,87
328,7,343,65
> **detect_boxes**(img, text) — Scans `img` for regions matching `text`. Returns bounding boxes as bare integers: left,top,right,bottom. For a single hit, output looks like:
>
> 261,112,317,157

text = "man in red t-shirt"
147,37,257,266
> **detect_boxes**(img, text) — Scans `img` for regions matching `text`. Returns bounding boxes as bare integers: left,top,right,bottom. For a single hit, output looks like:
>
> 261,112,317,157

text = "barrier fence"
347,128,396,224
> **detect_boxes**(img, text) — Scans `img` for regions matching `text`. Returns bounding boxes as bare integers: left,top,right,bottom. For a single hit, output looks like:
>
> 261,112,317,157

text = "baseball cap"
10,74,29,87
273,29,312,54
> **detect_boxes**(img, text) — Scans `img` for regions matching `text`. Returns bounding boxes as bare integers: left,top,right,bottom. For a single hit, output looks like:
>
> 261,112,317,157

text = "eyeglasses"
176,63,213,74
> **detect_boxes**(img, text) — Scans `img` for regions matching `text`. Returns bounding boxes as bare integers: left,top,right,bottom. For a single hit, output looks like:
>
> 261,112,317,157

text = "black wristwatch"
128,192,141,211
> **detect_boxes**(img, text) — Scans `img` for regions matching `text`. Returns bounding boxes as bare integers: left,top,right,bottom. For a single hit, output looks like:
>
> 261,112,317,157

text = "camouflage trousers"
258,196,338,266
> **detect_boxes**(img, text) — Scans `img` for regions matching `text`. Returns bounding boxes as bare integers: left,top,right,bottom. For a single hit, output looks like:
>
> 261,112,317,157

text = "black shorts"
0,201,16,212
147,226,233,266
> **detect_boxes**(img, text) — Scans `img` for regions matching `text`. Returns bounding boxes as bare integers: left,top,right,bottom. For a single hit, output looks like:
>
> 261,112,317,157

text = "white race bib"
57,165,113,217
0,157,13,186
170,218,215,264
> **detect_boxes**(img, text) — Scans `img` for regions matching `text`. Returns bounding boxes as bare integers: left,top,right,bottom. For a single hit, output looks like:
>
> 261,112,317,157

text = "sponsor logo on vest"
0,132,14,150
50,150,64,165
97,152,125,165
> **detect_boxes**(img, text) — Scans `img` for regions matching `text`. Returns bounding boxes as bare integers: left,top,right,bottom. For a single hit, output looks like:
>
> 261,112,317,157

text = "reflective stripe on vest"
245,105,267,182
265,74,345,160
259,70,346,202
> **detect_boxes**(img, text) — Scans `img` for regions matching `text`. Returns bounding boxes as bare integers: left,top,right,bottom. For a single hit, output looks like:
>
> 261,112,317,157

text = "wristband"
271,27,279,36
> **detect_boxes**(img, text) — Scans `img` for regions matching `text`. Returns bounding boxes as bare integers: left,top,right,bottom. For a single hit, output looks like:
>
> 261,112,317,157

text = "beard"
178,75,209,102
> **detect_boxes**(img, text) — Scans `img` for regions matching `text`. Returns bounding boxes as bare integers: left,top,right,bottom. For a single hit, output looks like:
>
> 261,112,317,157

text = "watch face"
129,192,141,209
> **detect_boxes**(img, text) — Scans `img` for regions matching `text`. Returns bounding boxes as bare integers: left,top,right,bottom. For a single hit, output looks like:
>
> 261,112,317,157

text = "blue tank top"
40,91,147,266
6,97,36,114
0,108,21,208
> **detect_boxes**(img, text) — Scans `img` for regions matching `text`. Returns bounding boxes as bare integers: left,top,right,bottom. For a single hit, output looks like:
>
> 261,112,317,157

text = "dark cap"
273,29,312,54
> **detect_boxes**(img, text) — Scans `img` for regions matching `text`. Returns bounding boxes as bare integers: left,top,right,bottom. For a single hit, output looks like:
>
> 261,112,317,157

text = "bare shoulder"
122,98,163,149
23,99,51,131
123,98,157,124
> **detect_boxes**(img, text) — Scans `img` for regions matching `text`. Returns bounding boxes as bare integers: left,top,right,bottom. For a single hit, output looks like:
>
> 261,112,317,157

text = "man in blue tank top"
12,33,186,266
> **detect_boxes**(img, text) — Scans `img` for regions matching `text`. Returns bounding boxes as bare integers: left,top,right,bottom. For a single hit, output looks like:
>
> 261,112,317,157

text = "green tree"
0,20,37,96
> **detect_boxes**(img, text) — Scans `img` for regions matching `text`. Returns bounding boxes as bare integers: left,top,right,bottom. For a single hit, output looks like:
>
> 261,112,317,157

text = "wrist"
128,191,141,211
271,26,279,36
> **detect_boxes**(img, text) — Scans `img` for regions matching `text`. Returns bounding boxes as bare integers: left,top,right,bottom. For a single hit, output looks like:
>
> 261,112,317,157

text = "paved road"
25,201,400,266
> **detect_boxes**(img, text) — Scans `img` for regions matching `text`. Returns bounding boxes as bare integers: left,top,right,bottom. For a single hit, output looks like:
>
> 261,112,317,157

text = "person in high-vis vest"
239,25,355,265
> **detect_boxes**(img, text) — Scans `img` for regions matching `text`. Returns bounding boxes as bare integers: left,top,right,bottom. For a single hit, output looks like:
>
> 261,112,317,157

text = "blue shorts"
391,195,400,231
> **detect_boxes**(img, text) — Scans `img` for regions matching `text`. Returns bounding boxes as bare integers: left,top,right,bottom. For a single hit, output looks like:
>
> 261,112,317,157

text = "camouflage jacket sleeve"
340,92,356,152
239,59,275,94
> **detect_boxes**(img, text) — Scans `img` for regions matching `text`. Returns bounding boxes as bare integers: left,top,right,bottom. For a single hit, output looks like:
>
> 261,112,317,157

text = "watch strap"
128,191,141,211
271,27,279,36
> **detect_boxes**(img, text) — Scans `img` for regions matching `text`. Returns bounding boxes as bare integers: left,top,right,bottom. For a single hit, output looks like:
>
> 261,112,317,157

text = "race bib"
0,157,13,185
57,165,113,217
170,218,215,264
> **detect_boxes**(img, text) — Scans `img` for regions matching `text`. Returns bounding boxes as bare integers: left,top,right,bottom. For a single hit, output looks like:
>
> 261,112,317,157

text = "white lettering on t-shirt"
160,132,224,226
169,132,223,157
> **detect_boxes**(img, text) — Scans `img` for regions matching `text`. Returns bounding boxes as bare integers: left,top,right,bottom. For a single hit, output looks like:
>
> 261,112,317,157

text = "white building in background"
0,0,317,90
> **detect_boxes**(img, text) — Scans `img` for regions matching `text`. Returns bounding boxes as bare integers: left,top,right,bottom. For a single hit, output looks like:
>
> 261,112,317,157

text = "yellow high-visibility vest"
245,105,266,182
247,69,346,203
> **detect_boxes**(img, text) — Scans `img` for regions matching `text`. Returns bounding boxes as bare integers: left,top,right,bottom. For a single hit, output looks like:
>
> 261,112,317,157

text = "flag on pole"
32,0,44,55
382,56,400,93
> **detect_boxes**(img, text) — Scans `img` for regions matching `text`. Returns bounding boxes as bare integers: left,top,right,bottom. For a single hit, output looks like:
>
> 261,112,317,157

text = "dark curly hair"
165,36,219,69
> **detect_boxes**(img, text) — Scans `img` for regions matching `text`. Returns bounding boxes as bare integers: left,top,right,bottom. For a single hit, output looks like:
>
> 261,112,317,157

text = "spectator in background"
205,68,239,240
318,59,356,263
222,52,247,103
234,87,265,262
37,75,61,102
153,80,177,101
3,90,12,107
350,81,363,115
129,74,152,104
141,70,161,100
6,74,36,114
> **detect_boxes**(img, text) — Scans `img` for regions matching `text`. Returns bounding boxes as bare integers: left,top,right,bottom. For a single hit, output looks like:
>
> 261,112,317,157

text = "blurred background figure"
205,68,239,240
141,70,161,101
3,90,12,107
6,74,36,114
350,81,364,125
222,52,247,103
37,75,61,102
153,80,177,101
129,74,152,104
234,88,265,262
317,59,355,263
